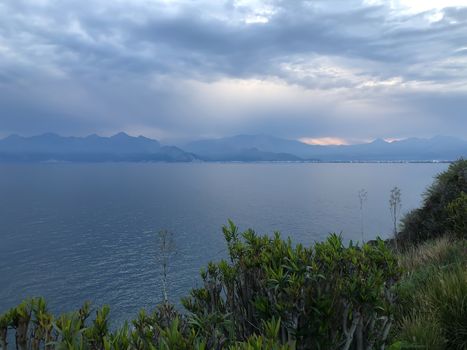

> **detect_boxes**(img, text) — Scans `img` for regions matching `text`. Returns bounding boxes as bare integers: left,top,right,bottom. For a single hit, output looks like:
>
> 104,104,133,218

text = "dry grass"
397,235,460,271
397,312,445,350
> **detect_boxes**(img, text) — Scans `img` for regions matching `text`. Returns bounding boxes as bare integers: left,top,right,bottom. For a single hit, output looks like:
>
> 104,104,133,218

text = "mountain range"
184,134,467,162
0,133,466,162
0,132,195,162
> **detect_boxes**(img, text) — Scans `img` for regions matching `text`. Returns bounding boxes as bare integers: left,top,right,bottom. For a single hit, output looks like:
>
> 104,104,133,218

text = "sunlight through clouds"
299,137,351,146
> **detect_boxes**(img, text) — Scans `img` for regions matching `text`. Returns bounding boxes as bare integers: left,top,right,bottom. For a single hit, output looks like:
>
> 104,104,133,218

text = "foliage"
447,191,467,239
0,224,400,350
425,265,467,349
182,222,400,349
398,159,467,245
391,238,467,349
394,313,445,350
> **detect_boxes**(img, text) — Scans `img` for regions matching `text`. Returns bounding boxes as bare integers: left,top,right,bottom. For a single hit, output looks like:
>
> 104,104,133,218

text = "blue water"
0,162,447,324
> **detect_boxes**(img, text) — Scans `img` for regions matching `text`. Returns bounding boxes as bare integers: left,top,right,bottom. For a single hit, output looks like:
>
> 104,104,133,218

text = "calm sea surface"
0,162,447,324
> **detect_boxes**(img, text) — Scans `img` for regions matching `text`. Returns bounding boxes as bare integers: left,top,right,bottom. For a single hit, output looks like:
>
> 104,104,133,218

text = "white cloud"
365,0,467,13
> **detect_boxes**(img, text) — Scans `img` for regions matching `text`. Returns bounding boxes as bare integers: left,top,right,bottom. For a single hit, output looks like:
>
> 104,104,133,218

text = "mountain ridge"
0,132,192,162
184,134,467,161
0,133,466,162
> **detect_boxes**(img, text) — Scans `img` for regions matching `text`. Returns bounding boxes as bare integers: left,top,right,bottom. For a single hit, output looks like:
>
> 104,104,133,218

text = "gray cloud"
0,0,466,141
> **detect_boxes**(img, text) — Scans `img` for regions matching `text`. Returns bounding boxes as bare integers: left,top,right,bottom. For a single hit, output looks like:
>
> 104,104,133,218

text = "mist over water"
0,162,447,324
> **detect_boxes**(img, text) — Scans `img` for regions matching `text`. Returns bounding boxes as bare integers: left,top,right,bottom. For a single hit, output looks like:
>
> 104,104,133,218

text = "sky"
1,0,467,144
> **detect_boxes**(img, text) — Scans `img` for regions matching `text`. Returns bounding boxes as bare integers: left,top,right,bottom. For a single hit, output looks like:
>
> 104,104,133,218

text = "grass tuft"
392,238,467,349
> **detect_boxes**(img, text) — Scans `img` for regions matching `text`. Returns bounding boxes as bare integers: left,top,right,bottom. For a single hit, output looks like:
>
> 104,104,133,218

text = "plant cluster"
0,225,400,350
399,159,466,245
183,223,400,350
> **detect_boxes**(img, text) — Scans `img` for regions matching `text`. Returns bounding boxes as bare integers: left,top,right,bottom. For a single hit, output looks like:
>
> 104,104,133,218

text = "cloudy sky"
1,0,467,144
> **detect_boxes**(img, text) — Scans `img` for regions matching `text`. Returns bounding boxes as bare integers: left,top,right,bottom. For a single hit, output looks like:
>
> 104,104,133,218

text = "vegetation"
358,189,368,243
391,237,467,349
398,159,466,245
183,226,399,349
156,230,176,304
1,159,465,349
0,229,400,350
389,187,402,251
390,159,467,349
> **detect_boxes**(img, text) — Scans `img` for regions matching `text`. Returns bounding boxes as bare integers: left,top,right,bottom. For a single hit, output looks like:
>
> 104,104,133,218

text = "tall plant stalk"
389,186,402,250
358,189,368,243
157,230,175,304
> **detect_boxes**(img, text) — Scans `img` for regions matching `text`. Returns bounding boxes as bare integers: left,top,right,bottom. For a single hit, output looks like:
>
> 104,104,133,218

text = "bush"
0,224,400,350
398,159,467,245
182,222,400,349
447,191,467,239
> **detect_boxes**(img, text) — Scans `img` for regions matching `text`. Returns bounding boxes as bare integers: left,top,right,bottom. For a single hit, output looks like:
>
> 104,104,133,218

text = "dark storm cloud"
0,0,466,140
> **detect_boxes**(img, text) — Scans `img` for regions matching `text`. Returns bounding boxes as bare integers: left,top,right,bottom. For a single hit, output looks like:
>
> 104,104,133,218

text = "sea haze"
0,162,447,324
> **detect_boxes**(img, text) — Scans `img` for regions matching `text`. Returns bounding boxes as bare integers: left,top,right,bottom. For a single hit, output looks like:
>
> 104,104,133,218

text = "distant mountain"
185,134,312,159
1,133,465,163
184,135,467,161
0,133,196,162
194,147,302,162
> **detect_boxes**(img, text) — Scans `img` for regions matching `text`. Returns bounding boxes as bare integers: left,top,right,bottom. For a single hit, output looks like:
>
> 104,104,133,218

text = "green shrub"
399,159,467,245
0,310,12,350
447,191,467,239
182,222,400,349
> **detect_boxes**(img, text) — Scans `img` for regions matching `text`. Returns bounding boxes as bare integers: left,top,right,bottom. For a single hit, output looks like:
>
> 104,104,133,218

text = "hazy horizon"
1,131,467,146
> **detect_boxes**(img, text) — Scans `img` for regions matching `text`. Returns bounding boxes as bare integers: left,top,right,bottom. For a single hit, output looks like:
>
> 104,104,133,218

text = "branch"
342,312,360,350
